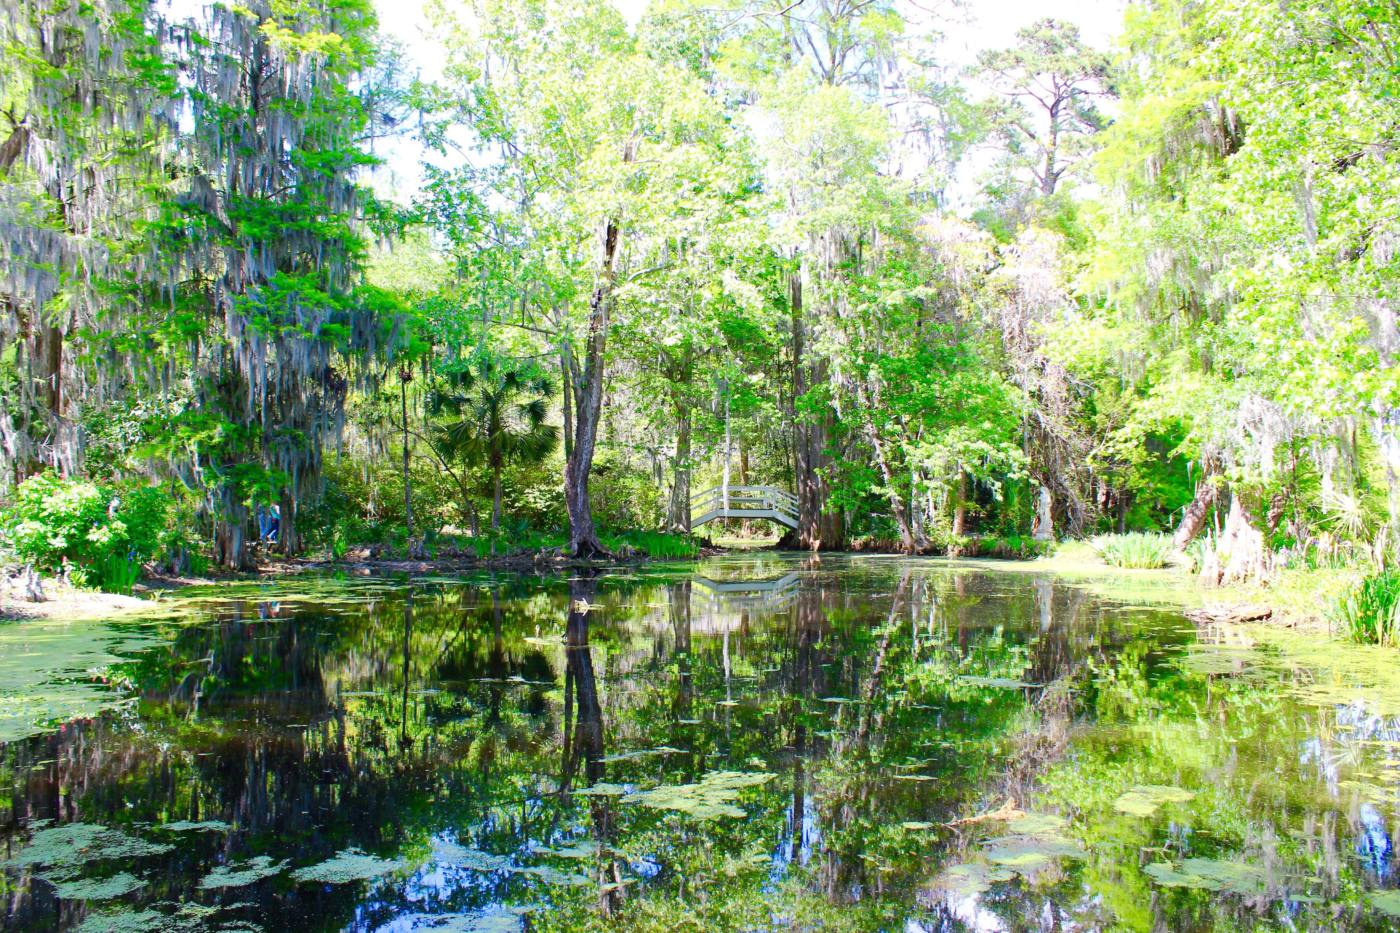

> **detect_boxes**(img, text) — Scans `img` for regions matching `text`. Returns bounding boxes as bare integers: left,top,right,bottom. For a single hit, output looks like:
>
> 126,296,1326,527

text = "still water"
3,555,1400,931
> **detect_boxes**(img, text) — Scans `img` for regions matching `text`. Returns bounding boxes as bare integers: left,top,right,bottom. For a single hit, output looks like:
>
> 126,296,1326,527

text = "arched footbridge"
691,485,797,530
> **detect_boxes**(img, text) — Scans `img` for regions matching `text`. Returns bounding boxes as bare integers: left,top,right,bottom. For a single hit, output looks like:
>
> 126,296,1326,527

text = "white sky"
368,0,1127,199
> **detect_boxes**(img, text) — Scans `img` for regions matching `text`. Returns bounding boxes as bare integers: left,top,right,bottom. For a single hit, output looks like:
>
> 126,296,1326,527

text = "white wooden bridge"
691,485,798,530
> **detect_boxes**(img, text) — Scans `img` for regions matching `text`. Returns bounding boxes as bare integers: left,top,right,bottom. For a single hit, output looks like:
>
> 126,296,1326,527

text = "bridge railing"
690,485,798,529
691,485,797,512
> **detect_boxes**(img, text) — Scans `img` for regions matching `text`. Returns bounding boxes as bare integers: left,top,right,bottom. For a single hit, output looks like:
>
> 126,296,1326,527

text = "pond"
2,554,1400,931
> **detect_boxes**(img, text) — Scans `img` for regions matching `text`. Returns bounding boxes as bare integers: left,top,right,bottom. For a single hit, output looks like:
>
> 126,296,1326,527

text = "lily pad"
1113,784,1196,817
291,848,408,884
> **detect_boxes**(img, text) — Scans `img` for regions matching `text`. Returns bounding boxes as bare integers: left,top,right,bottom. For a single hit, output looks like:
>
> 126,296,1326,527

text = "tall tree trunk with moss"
667,400,692,533
401,368,413,540
788,267,843,550
951,470,969,539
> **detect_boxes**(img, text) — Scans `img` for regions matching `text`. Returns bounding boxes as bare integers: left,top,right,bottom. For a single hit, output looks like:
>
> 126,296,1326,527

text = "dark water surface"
3,555,1400,931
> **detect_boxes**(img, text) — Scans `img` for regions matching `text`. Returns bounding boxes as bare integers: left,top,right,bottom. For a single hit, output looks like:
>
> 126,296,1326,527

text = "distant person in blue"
257,503,281,544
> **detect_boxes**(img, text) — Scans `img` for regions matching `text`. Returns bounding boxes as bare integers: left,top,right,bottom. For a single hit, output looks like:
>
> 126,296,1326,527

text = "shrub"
1332,570,1400,646
1091,532,1173,569
1,471,171,592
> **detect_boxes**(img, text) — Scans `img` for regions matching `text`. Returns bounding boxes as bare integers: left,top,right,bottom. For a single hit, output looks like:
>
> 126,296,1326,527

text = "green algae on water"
1143,858,1270,894
574,782,627,797
159,819,231,833
46,870,144,899
399,906,528,932
622,770,774,820
12,822,173,870
199,855,288,889
1112,784,1196,817
928,862,1014,898
1368,890,1400,917
983,836,1086,869
291,848,409,884
433,841,512,872
75,902,257,933
955,675,1036,689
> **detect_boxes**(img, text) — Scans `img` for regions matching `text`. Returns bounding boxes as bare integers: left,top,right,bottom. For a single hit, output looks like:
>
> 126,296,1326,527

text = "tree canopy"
0,0,1396,576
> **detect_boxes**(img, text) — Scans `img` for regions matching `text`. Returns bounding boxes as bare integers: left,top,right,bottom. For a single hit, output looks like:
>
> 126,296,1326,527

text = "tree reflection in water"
0,558,1398,931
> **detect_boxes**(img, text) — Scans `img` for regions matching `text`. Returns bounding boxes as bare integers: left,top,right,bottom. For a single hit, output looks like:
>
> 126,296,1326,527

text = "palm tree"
427,354,559,545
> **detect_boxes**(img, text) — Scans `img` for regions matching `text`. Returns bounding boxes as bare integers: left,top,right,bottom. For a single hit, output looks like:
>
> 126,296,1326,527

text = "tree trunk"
278,488,299,556
1201,494,1270,587
491,461,503,535
564,219,619,558
787,266,843,550
858,385,915,553
1173,474,1219,551
400,373,413,537
951,470,968,538
215,506,253,571
1032,485,1054,542
667,401,692,533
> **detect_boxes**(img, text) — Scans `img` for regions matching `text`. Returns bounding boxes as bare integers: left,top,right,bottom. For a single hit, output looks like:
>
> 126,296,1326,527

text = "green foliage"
1,472,174,590
1331,570,1400,646
1091,532,1173,570
971,534,1054,560
602,531,702,560
589,454,665,532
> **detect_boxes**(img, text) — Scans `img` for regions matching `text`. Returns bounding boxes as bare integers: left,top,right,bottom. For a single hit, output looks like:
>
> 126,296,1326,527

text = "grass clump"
1091,532,1173,569
602,530,702,559
1331,569,1400,645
